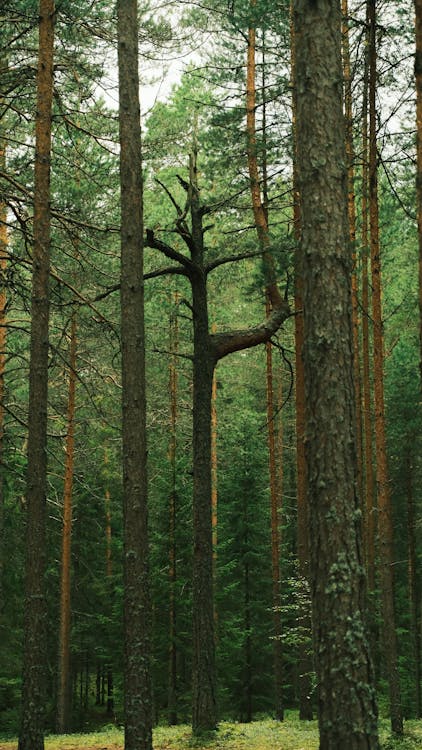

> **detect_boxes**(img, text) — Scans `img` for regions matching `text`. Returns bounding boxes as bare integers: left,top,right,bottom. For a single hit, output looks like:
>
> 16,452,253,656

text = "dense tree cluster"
0,1,421,749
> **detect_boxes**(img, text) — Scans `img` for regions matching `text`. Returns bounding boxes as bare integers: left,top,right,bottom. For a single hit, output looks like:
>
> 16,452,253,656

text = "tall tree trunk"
168,293,178,726
117,1,152,747
0,122,7,615
415,0,422,387
342,0,363,501
406,456,422,717
360,24,376,594
191,221,217,734
103,449,114,718
246,9,284,720
211,323,218,627
241,478,252,723
368,0,403,735
57,312,77,734
294,1,379,748
266,303,284,721
290,0,313,720
18,3,55,748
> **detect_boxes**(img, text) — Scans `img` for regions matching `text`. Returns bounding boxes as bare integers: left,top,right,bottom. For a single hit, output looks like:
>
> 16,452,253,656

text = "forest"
1,0,422,749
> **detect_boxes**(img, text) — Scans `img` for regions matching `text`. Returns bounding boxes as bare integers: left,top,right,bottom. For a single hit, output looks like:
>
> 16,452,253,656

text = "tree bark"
406,456,422,717
360,22,376,595
168,293,178,726
246,12,284,718
266,304,284,721
18,3,54,748
117,1,152,747
211,323,218,627
290,1,313,720
57,312,77,734
368,0,403,735
190,167,217,730
342,0,363,502
294,1,379,748
0,117,7,616
415,0,422,387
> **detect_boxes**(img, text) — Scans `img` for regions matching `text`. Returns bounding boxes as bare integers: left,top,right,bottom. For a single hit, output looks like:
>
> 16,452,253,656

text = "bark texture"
18,3,54,748
406,457,422,717
416,0,422,387
294,1,379,748
57,312,77,733
342,0,363,502
117,1,152,747
0,123,7,615
290,2,313,719
368,0,403,735
168,295,178,726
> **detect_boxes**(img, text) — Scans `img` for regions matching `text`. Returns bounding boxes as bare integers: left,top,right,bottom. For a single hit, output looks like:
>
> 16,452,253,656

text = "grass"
1,714,422,749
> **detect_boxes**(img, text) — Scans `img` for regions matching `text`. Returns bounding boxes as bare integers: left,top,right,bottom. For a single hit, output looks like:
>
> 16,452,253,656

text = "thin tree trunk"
266,302,284,721
211,323,218,628
246,9,284,720
0,126,7,615
191,213,217,733
290,1,313,720
104,451,114,718
415,0,422,387
242,482,252,723
18,3,54,748
406,456,422,717
168,293,178,726
57,312,77,734
360,23,376,594
117,1,152,747
368,0,403,735
294,1,379,747
342,0,363,501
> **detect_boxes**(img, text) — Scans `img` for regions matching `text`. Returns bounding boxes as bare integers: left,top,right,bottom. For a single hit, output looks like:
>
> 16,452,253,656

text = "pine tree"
18,3,55,748
117,0,153,747
293,0,379,746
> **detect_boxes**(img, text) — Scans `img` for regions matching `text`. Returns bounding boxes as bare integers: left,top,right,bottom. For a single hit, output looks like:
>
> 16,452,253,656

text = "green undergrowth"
0,715,422,749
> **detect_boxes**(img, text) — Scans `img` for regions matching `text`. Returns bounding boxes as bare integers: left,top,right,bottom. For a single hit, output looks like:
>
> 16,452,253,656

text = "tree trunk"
360,23,377,595
191,267,217,733
246,8,284,720
104,451,114,718
18,3,54,748
290,1,313,720
342,0,363,501
415,0,422,387
211,323,218,627
57,312,77,734
0,122,7,615
368,0,403,735
406,456,422,717
168,293,178,726
266,303,284,721
294,1,379,748
117,1,152,747
241,480,252,723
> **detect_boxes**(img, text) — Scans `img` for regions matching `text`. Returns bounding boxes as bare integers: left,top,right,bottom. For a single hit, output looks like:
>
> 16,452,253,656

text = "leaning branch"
212,299,290,361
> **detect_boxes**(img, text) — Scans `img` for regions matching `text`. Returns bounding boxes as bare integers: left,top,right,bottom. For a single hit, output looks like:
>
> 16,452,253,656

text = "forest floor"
1,716,422,749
